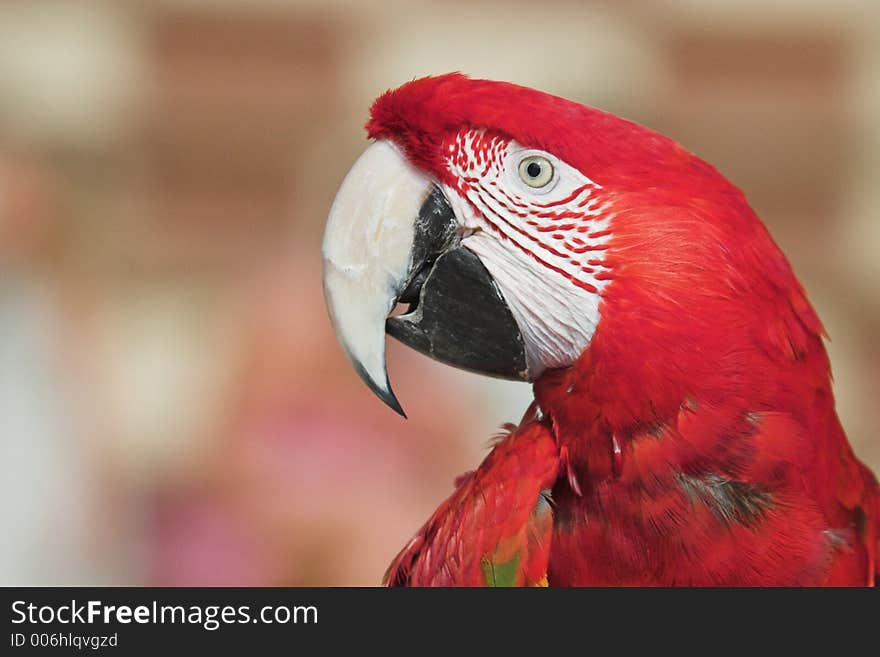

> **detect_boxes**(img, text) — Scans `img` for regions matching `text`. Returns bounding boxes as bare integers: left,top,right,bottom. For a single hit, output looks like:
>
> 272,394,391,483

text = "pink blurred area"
1,1,878,585
150,255,486,585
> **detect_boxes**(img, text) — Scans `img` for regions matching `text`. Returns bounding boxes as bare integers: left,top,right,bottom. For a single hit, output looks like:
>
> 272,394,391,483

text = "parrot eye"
517,155,554,188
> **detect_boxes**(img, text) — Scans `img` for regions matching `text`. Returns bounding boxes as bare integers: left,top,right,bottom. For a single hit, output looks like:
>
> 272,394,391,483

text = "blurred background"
1,0,878,585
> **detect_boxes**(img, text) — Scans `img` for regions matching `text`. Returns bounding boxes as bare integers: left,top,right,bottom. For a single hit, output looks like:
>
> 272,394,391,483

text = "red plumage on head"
368,72,719,192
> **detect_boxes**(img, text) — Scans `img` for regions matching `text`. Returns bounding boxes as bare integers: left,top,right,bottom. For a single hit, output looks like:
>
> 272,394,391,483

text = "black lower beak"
386,188,528,381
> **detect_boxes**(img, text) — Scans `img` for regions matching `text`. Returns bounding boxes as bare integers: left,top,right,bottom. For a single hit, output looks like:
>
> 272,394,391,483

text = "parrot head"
322,73,823,419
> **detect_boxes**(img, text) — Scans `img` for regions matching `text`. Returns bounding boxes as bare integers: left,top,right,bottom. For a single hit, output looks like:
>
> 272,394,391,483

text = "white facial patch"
443,131,614,377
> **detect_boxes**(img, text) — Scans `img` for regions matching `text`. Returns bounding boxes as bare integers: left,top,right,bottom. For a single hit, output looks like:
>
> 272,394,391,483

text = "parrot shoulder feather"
384,407,559,587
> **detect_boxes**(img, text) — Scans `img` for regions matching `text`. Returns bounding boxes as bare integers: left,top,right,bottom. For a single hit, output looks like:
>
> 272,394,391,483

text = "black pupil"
526,161,542,178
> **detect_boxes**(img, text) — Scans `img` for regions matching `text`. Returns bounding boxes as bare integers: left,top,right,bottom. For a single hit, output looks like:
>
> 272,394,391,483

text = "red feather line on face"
446,129,613,295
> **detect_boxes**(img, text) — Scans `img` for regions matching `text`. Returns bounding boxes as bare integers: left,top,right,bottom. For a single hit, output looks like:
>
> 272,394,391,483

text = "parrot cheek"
459,229,604,378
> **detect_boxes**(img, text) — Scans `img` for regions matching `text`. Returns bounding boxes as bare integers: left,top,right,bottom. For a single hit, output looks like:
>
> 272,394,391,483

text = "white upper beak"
321,140,434,416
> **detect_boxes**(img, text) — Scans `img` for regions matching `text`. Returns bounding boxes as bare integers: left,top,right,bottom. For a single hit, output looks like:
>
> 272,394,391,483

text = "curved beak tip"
377,385,408,419
352,360,407,418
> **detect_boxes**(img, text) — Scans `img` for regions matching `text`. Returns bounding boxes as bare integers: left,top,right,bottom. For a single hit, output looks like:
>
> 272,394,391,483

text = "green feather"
480,553,520,587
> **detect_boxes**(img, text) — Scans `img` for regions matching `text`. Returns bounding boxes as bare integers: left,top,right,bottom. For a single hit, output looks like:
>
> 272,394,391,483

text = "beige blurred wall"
0,0,877,584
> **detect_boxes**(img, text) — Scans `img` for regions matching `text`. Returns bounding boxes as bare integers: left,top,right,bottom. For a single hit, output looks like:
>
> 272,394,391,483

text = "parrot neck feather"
533,203,832,487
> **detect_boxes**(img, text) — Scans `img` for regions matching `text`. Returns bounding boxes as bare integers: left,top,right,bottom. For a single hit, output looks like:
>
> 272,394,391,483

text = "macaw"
321,73,879,586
